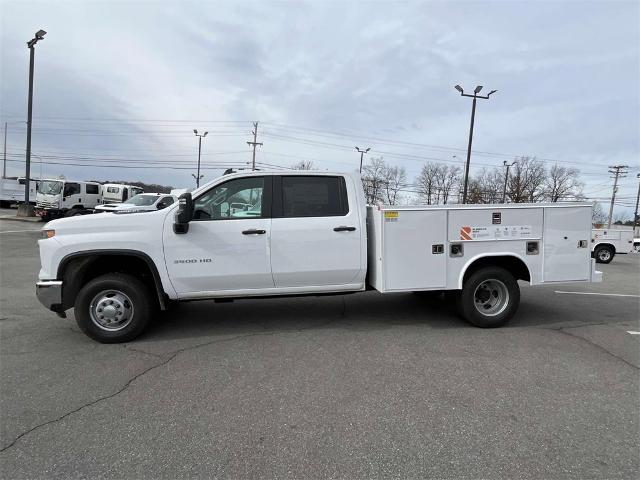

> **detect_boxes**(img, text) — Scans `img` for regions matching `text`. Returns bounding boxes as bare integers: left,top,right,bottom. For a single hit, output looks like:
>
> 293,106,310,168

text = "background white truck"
35,180,144,220
101,183,144,204
591,228,635,263
0,177,38,207
36,171,601,343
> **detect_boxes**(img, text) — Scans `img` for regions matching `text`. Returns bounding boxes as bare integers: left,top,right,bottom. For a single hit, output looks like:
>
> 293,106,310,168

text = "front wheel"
74,273,153,343
457,267,520,328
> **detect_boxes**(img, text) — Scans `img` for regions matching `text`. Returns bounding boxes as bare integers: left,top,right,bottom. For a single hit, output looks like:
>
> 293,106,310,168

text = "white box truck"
36,171,601,343
0,177,38,207
35,179,102,220
591,228,635,263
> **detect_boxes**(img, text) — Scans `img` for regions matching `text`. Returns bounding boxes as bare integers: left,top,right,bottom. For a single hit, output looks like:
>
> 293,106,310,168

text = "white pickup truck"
36,171,602,343
591,228,636,263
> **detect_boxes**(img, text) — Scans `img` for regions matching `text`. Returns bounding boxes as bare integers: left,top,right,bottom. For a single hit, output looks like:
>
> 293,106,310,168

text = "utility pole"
2,122,6,179
502,160,516,203
454,84,497,204
355,146,371,173
247,122,263,171
607,165,628,229
633,173,640,232
22,29,46,212
193,129,208,188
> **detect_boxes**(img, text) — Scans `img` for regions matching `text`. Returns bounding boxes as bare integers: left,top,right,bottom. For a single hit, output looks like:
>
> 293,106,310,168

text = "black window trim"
273,174,350,218
191,175,273,221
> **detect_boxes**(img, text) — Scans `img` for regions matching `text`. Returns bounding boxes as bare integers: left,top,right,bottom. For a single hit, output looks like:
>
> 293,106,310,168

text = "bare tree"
416,163,439,205
592,202,607,226
507,156,546,203
362,157,387,204
383,165,406,205
544,163,584,202
291,160,314,170
437,165,461,204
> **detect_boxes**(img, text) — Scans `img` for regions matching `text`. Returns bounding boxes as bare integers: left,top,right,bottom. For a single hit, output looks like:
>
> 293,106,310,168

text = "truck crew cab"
36,171,602,343
35,179,102,220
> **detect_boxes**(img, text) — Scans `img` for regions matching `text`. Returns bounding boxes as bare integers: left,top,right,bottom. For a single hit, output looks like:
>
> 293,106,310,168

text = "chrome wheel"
598,249,611,262
473,279,509,317
89,289,135,331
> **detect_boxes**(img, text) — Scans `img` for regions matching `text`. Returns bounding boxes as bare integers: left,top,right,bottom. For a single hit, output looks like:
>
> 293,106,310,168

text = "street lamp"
454,84,497,203
633,173,640,232
193,129,208,188
22,29,46,213
502,160,517,203
355,146,370,173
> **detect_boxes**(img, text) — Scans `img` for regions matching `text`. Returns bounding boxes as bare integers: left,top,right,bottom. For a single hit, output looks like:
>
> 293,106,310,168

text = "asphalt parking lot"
0,213,638,479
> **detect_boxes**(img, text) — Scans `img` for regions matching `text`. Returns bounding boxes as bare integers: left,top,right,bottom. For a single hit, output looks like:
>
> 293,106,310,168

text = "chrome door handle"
333,226,356,232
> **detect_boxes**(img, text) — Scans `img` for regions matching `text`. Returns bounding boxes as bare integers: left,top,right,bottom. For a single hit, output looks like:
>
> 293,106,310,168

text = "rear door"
543,206,591,281
270,175,363,288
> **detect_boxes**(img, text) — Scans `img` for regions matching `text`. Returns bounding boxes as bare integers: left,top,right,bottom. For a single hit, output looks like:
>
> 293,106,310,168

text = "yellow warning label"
384,211,399,219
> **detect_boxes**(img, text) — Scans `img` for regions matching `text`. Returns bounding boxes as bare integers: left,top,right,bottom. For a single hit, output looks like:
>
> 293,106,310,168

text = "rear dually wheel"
457,267,520,328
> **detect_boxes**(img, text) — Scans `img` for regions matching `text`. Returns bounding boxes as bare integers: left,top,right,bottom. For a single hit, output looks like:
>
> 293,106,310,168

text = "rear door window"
280,176,348,217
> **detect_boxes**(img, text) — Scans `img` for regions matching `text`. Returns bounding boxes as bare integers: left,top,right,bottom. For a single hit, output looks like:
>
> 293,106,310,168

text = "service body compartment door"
543,206,591,282
383,209,447,290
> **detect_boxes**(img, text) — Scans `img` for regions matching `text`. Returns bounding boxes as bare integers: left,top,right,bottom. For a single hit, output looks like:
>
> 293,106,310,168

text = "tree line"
293,156,585,206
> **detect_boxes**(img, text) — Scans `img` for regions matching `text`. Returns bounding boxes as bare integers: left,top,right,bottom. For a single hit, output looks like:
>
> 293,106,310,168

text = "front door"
163,176,274,296
270,175,363,288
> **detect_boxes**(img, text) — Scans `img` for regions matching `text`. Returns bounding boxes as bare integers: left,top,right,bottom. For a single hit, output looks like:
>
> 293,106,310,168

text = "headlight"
42,229,55,239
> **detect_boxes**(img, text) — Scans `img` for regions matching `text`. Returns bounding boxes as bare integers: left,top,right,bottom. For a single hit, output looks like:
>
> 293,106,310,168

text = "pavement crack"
552,327,638,370
0,325,326,453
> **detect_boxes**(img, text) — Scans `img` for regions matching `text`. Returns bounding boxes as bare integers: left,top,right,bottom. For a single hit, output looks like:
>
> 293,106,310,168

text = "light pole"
193,129,208,188
22,29,46,211
454,84,497,203
502,160,516,203
633,173,640,232
355,146,370,173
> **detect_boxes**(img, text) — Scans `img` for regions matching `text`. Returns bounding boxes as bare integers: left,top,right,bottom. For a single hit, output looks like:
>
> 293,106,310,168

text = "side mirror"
173,193,193,234
156,202,166,210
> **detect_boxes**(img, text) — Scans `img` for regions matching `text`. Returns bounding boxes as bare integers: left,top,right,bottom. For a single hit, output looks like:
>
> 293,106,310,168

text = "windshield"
38,180,63,195
124,194,157,206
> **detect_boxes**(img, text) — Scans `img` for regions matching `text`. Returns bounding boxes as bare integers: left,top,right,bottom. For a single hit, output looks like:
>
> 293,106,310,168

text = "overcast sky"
1,0,638,216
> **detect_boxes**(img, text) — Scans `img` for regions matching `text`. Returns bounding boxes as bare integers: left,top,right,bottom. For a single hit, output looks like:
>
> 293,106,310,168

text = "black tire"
594,246,614,264
456,267,520,328
64,208,83,217
74,273,153,343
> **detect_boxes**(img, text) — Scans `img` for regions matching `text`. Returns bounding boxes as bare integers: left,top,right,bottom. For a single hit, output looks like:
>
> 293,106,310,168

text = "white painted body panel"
592,229,635,254
543,207,591,281
270,174,366,289
163,217,274,295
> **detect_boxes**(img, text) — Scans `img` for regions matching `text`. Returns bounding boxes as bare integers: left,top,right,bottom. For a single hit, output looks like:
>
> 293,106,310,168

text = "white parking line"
627,331,640,335
0,229,41,234
555,290,640,298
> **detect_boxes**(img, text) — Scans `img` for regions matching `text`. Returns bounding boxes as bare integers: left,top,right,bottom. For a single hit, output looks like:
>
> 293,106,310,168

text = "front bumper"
36,280,66,317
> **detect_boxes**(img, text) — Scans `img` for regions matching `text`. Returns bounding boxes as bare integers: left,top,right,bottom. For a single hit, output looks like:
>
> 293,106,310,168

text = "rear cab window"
280,176,348,217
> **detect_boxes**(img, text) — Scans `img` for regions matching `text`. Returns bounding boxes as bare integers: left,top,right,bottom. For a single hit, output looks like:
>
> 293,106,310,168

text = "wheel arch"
593,242,615,254
458,253,531,289
57,249,168,311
